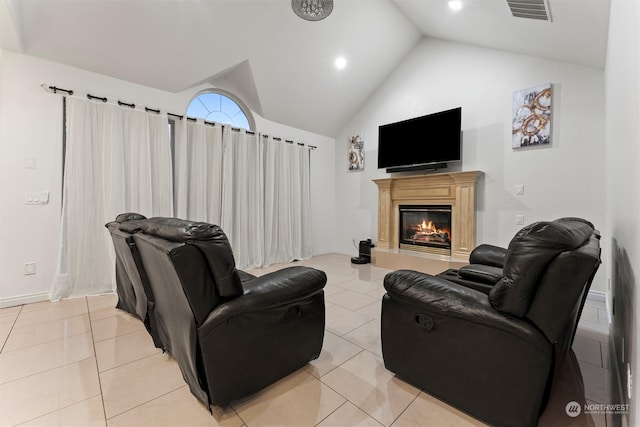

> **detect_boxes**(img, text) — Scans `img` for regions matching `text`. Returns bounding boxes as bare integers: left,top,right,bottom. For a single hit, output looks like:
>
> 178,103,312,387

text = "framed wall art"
348,133,365,171
512,83,552,148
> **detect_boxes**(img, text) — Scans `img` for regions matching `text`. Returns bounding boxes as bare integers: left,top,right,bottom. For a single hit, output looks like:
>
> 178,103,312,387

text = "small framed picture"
348,134,364,171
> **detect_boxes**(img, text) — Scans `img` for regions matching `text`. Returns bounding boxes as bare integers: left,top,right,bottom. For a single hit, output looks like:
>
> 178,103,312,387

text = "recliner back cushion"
133,232,221,328
138,218,244,299
526,234,601,342
488,218,594,317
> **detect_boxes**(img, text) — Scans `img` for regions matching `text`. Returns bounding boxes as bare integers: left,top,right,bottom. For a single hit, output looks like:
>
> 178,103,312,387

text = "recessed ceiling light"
335,56,347,70
448,0,463,11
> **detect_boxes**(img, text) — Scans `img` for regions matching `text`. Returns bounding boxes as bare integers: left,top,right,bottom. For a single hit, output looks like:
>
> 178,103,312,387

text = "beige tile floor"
0,253,613,427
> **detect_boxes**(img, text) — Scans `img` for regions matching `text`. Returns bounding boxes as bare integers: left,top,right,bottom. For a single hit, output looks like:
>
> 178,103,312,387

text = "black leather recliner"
381,217,601,427
105,213,163,348
108,215,326,407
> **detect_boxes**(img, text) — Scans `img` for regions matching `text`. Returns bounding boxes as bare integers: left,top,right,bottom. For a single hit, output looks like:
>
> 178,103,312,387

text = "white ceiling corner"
0,0,23,52
203,60,264,117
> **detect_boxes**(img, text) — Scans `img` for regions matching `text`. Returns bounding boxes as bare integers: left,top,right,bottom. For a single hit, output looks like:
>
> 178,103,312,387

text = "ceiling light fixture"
292,0,334,21
335,56,347,70
448,0,463,11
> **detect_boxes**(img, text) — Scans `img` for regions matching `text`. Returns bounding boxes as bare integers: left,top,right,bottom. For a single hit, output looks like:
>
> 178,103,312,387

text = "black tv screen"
378,107,462,172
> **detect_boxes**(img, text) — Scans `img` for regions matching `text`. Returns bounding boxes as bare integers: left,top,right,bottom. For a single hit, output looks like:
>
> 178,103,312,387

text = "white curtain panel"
51,98,173,299
175,124,312,269
174,120,223,223
263,137,311,265
220,127,265,269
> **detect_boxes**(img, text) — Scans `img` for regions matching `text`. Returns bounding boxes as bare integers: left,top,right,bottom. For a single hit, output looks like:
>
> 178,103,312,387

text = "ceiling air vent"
506,0,551,21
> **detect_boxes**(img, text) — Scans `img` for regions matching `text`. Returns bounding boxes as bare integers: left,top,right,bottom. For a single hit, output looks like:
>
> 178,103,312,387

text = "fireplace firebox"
399,205,452,256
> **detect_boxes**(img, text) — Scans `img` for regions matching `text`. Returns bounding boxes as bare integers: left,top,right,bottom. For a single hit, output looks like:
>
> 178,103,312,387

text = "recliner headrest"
137,217,244,298
115,212,147,223
488,217,594,317
136,217,220,242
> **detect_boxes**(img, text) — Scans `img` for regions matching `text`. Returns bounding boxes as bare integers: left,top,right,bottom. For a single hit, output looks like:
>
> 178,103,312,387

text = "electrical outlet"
515,184,525,195
24,262,36,275
24,157,36,169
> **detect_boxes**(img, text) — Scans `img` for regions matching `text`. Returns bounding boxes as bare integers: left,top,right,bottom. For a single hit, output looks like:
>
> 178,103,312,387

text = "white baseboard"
311,248,340,257
0,292,49,309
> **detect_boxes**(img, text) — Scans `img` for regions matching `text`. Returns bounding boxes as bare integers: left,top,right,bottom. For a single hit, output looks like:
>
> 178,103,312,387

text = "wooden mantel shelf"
373,171,483,261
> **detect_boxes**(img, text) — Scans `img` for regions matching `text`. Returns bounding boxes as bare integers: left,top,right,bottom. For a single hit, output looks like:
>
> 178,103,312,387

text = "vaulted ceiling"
0,0,610,137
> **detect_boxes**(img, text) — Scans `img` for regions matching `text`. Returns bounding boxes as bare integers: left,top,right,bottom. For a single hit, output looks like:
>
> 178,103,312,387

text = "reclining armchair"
108,216,326,407
381,217,601,427
105,213,163,348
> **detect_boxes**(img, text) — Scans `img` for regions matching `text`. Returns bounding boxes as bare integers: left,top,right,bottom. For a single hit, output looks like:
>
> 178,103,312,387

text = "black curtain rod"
43,85,73,95
87,93,107,103
57,86,184,118
43,83,316,149
118,100,135,109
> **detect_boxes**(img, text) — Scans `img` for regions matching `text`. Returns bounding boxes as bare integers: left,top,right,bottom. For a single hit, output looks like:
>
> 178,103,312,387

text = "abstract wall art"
348,133,365,171
512,83,552,148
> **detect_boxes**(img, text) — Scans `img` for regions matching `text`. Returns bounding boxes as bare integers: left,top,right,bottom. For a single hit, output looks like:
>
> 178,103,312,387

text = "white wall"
605,0,640,423
333,38,608,292
0,50,336,306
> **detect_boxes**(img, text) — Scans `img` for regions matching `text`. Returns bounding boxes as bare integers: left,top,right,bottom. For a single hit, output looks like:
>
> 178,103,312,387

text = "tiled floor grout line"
85,296,111,426
106,384,191,423
312,400,351,427
314,348,377,426
0,307,21,354
91,325,151,344
2,315,91,354
389,391,422,427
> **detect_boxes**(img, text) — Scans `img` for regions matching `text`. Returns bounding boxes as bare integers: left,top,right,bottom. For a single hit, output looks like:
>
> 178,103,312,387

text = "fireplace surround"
372,171,482,273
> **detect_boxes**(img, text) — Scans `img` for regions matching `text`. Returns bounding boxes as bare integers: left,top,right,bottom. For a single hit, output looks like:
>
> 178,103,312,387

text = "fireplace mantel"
373,171,482,265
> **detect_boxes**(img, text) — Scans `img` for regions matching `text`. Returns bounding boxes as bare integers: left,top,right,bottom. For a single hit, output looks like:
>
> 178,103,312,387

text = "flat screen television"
378,107,462,173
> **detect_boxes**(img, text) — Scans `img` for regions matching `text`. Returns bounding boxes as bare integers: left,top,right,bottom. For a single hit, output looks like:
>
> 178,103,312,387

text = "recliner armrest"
384,269,490,310
199,266,326,334
457,264,503,285
383,270,548,350
469,244,507,268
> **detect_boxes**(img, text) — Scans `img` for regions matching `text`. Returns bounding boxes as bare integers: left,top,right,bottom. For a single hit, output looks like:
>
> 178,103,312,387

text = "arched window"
186,91,253,130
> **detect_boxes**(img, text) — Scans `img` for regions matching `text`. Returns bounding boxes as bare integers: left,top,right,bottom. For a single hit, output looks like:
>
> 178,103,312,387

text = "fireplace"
399,205,452,256
373,171,482,267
